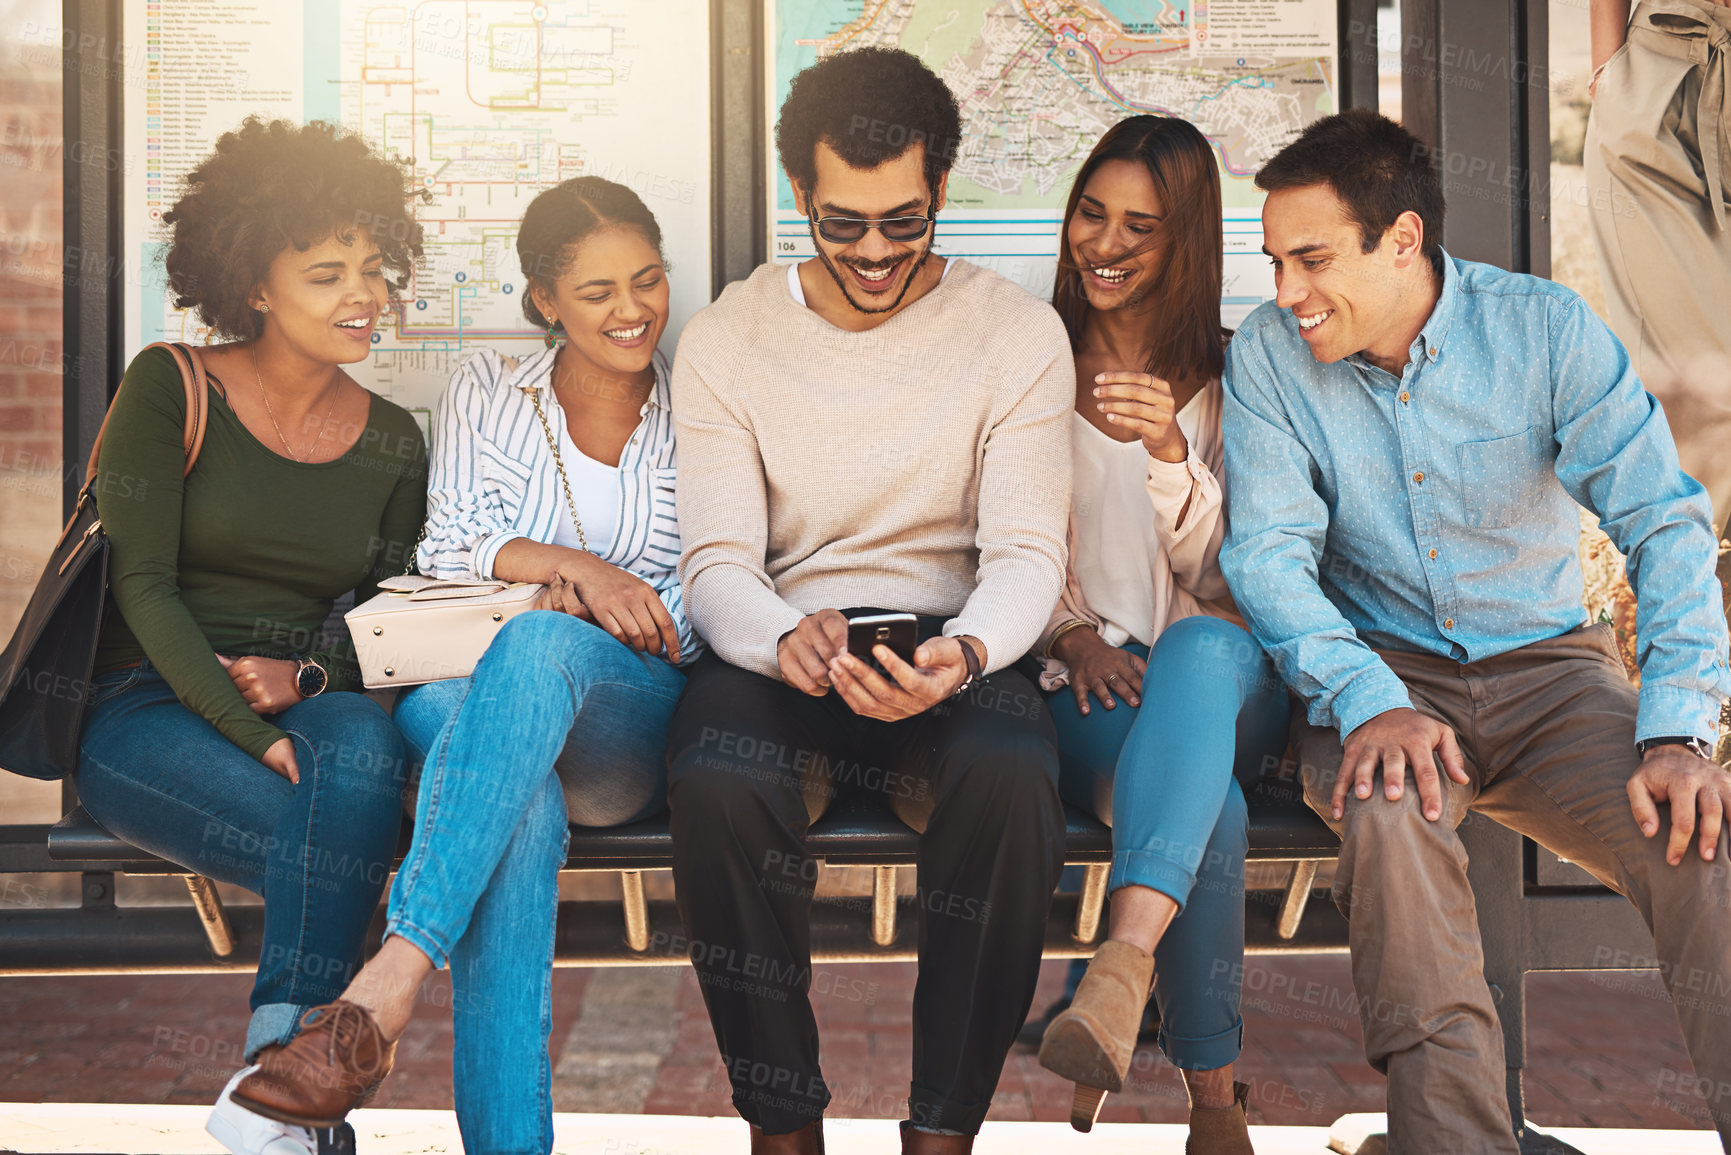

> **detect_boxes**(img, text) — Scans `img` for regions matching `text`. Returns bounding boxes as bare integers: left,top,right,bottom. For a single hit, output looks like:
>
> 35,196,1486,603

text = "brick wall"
0,66,64,643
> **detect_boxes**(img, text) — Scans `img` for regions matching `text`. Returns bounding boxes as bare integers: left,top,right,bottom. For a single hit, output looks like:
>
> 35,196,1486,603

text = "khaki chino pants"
1587,0,1731,529
1293,623,1731,1154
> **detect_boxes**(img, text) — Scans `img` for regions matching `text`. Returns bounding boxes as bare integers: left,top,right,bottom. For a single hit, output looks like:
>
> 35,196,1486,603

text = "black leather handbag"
0,342,212,780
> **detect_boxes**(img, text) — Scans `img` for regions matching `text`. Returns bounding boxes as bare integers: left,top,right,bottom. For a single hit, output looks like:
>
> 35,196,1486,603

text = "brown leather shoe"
229,1001,395,1128
899,1120,974,1154
749,1120,824,1154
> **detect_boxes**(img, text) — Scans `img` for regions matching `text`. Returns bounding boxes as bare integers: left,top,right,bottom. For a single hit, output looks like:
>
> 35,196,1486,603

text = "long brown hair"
1053,116,1226,385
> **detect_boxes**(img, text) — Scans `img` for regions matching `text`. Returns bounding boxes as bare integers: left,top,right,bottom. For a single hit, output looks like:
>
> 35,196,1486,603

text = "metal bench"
2,768,1345,972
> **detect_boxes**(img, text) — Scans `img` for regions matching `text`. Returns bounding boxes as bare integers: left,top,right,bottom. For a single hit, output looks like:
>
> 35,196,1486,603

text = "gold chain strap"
402,522,426,576
527,386,589,554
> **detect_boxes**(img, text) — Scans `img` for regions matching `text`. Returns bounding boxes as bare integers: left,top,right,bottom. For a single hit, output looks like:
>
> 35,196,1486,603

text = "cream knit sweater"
671,258,1075,680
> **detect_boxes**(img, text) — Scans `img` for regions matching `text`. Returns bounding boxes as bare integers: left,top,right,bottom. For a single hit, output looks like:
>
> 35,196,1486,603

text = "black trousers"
665,644,1066,1135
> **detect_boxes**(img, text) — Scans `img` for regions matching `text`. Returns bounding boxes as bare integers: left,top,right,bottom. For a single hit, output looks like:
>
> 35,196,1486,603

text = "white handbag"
346,575,544,688
346,376,596,689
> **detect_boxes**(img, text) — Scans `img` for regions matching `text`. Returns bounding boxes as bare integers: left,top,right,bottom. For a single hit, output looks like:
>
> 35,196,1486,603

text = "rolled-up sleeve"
1146,448,1229,602
1548,297,1731,741
1220,333,1412,736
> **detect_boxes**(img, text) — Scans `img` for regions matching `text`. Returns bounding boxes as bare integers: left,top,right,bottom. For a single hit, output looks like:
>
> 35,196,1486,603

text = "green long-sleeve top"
93,346,428,760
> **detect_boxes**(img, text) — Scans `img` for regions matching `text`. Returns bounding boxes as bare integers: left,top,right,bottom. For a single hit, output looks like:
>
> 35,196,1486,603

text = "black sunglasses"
810,212,934,245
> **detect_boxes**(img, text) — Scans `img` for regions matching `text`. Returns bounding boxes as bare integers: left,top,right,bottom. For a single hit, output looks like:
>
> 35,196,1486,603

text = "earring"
544,319,559,348
258,303,270,313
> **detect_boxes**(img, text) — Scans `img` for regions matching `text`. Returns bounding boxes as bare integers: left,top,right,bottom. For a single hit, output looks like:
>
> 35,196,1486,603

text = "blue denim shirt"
1220,251,1729,742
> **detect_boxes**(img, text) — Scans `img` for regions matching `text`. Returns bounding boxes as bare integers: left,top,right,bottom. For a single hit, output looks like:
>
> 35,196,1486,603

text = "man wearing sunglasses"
666,46,1075,1155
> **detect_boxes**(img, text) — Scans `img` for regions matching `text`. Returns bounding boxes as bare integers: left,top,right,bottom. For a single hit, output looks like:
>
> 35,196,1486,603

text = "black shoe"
317,1123,357,1155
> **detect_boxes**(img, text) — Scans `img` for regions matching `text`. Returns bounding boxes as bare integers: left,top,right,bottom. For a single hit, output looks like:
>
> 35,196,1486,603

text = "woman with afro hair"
74,116,427,1155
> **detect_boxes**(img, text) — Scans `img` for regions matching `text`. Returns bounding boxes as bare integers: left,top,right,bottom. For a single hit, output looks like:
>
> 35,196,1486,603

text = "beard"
808,218,939,316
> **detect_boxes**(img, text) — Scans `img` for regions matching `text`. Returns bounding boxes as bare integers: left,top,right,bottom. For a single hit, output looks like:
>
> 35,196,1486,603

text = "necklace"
252,346,340,462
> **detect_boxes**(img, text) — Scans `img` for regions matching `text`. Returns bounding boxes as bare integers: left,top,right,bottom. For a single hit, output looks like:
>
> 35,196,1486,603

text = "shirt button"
1444,618,1455,629
1428,548,1438,559
1399,391,1410,404
1428,347,1439,358
1413,471,1425,483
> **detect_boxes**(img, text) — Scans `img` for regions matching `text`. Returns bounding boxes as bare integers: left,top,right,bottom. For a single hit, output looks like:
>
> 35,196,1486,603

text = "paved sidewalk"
0,1105,1724,1155
0,956,1717,1134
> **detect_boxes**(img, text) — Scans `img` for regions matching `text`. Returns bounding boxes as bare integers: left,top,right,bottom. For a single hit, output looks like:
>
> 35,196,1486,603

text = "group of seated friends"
72,45,1731,1155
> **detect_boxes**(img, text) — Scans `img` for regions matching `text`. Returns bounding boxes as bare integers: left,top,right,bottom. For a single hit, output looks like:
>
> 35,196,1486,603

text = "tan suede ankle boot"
1036,939,1155,1132
1185,1080,1253,1154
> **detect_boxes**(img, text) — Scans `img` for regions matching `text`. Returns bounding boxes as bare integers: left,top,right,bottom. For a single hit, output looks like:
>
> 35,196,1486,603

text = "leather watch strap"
952,635,983,698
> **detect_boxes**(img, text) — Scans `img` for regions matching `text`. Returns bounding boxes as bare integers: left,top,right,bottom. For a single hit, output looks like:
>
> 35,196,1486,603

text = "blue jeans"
388,611,684,1155
1047,615,1290,1070
75,661,408,1061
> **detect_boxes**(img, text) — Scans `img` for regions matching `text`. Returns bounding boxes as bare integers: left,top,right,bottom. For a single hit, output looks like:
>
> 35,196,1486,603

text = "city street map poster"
123,0,712,423
766,1,1338,324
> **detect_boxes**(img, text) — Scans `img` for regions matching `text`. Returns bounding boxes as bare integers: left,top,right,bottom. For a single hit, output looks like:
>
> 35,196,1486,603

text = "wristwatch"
1635,735,1714,760
951,636,983,698
295,656,328,700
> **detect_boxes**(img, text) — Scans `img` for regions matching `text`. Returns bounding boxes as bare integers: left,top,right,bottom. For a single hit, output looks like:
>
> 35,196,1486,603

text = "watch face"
297,661,327,698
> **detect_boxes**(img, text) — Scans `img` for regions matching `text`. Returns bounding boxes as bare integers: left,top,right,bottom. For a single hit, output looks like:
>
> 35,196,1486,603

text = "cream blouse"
1038,377,1242,690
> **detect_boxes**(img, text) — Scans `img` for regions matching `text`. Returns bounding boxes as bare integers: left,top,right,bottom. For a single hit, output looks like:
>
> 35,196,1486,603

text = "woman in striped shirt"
234,177,699,1150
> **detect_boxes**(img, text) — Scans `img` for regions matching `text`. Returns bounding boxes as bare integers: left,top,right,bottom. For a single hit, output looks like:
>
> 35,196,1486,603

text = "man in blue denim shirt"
1221,110,1731,1152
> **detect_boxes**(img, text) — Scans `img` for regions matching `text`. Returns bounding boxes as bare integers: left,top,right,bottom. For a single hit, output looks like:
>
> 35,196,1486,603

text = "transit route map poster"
765,0,1338,325
122,0,712,424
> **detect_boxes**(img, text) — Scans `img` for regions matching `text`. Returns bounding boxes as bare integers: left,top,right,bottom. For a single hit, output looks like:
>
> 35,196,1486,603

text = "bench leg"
871,866,897,947
1277,859,1320,940
1461,817,1528,1143
620,870,650,952
1072,863,1109,943
182,875,235,958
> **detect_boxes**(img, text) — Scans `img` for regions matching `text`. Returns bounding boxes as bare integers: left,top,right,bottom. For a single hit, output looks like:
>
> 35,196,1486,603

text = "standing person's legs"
1586,4,1731,527
1292,657,1516,1155
886,662,1066,1135
76,664,408,1060
1468,623,1731,1145
665,656,849,1135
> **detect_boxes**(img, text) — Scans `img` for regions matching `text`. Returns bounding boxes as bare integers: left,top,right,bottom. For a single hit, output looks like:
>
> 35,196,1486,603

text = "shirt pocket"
477,441,534,493
1457,428,1547,529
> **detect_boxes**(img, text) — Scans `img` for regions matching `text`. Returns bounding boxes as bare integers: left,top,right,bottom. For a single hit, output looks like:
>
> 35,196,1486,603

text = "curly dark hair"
516,176,664,330
162,117,425,341
776,47,963,201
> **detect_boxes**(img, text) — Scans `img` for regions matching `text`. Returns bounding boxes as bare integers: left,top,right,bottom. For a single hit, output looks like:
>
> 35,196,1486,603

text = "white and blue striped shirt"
417,344,700,665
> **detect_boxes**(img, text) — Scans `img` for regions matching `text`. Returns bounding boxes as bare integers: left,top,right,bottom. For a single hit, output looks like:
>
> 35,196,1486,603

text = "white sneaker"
206,1065,318,1155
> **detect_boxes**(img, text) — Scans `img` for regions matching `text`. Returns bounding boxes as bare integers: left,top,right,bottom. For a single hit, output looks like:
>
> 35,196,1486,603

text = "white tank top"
548,421,622,557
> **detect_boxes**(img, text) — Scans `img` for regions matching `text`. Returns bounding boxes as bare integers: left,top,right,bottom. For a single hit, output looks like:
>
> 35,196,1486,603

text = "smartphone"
845,612,919,673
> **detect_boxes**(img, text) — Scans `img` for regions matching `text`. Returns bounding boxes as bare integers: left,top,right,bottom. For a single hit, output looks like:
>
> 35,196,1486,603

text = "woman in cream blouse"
1032,117,1290,1155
